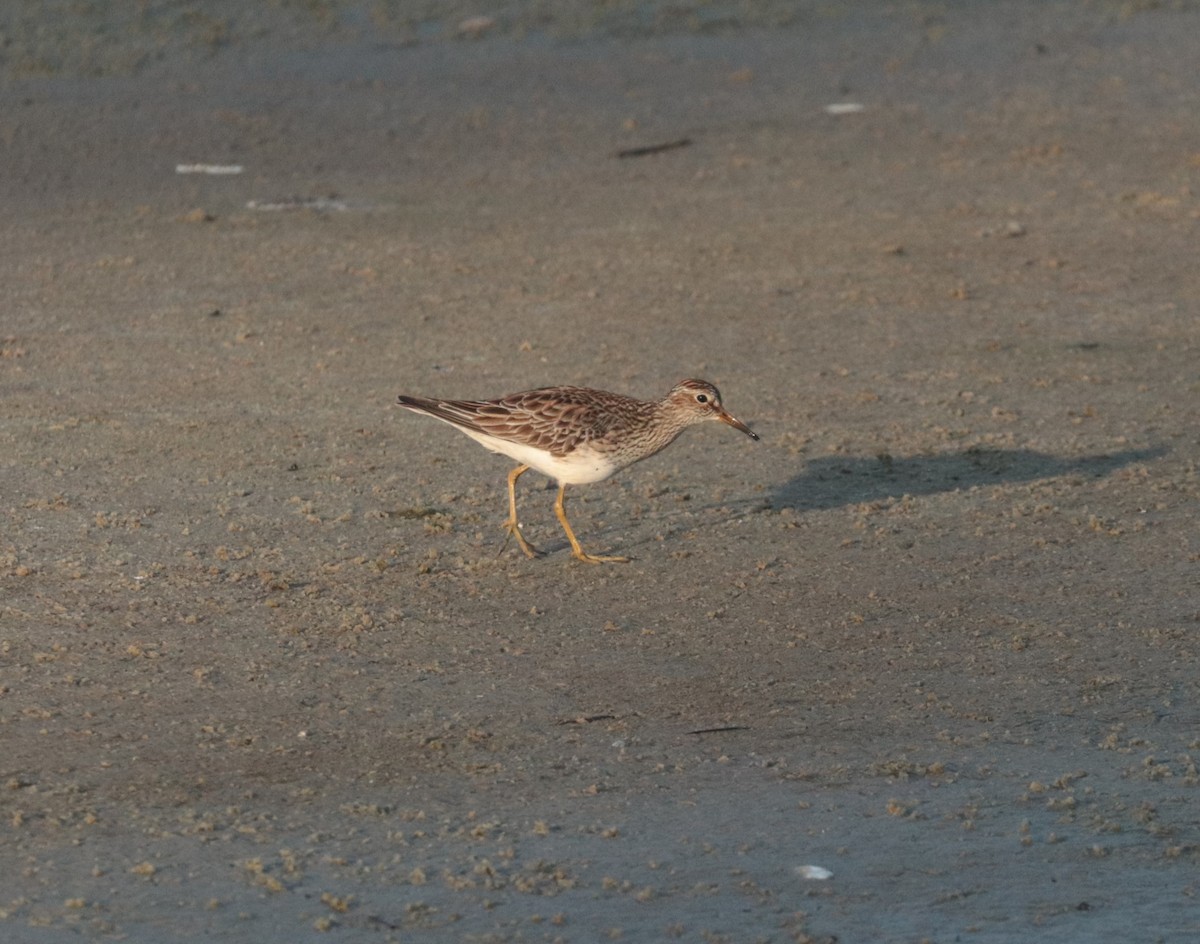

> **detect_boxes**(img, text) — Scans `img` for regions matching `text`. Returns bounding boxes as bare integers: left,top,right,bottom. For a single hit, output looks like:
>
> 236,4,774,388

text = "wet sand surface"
2,2,1198,940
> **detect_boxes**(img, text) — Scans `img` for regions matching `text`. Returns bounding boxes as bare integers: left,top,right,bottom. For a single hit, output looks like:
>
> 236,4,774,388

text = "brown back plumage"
397,386,657,458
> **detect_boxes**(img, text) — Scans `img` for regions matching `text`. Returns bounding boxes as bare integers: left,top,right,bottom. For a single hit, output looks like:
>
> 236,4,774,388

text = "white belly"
458,428,618,485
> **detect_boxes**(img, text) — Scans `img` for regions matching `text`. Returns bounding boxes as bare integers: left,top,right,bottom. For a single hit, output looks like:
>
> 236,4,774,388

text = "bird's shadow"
517,445,1164,559
770,445,1166,512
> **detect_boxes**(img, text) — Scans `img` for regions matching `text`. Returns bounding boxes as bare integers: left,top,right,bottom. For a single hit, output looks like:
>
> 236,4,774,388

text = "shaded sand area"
1,2,1198,940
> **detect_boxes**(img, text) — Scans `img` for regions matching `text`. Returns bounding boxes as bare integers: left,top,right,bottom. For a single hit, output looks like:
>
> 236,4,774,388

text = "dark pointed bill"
717,409,759,441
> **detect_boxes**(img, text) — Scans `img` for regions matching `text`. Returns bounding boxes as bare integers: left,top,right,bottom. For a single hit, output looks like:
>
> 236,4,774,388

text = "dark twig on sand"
615,138,692,159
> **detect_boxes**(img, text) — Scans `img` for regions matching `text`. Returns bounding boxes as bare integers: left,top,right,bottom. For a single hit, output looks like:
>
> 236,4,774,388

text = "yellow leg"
502,465,542,559
554,484,629,564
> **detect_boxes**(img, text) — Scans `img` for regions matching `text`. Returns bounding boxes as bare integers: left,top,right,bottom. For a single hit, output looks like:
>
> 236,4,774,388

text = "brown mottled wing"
398,387,646,457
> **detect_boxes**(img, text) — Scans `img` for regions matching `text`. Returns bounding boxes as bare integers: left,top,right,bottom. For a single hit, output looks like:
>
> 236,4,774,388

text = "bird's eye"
696,394,709,403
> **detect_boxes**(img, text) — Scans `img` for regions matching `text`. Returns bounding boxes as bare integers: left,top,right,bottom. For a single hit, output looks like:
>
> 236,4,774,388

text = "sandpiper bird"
396,379,759,563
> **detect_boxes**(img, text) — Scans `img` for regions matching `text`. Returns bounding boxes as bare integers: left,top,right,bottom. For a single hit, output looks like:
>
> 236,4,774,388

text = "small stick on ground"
615,138,692,158
557,714,617,725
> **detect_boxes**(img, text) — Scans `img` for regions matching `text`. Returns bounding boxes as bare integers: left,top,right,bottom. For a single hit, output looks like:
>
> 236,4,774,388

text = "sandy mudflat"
1,1,1198,941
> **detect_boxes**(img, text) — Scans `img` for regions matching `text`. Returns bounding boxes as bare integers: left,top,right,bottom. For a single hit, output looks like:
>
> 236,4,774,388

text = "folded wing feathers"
400,388,648,457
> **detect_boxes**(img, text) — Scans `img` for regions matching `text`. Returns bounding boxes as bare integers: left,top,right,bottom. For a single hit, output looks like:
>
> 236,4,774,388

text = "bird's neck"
647,399,692,448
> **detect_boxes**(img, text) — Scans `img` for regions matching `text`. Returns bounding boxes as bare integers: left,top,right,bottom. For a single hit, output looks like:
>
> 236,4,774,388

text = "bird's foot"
571,549,630,564
502,521,543,559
